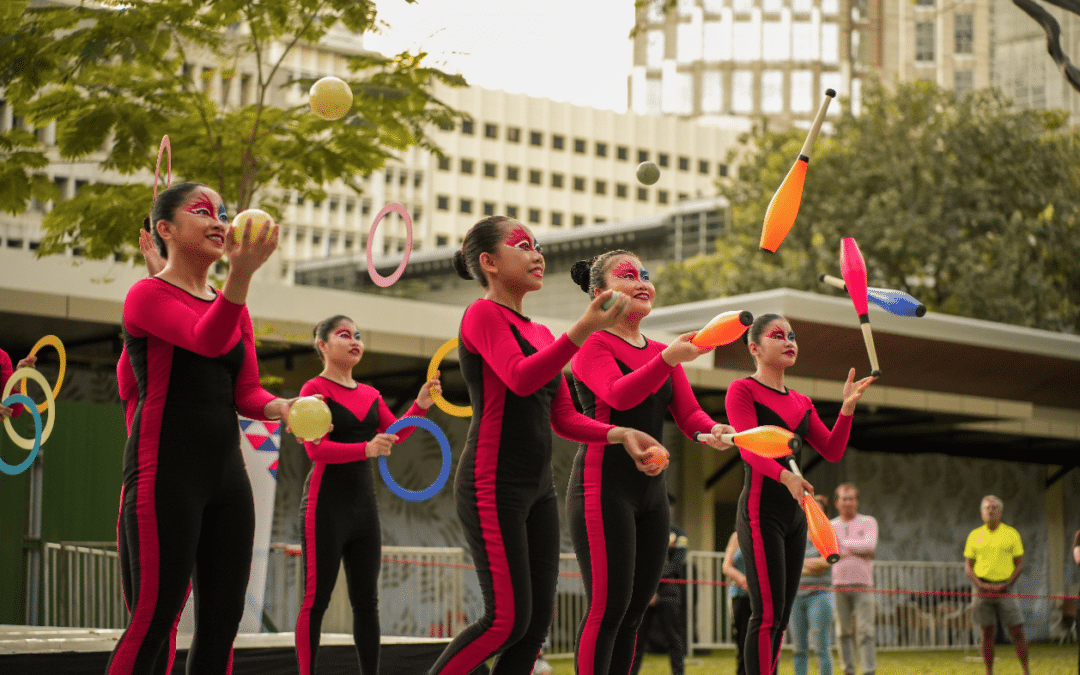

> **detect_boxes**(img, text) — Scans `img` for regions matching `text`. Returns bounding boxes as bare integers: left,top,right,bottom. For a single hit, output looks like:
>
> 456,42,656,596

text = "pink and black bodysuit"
568,331,718,675
725,377,851,675
294,376,428,675
108,277,276,675
427,299,614,675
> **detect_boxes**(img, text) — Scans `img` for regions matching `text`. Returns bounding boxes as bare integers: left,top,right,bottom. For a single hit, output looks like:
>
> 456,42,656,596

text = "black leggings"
737,473,806,675
296,462,382,674
567,446,669,675
427,467,560,674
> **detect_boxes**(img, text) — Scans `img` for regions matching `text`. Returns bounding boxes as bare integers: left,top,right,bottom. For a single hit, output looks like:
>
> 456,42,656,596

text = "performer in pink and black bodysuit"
294,314,441,675
725,314,874,675
108,182,297,675
0,348,34,420
426,216,666,675
567,250,735,675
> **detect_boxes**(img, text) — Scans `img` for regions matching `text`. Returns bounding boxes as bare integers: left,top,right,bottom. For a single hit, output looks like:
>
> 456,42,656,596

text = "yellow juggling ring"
19,335,65,413
4,367,56,449
427,338,471,418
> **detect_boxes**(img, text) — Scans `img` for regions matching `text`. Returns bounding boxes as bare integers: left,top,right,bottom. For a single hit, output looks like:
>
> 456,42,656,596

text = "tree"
656,80,1080,334
0,0,466,261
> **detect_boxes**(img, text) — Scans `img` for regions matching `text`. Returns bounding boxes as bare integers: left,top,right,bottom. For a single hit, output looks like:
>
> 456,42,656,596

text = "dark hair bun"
452,249,473,280
569,260,591,293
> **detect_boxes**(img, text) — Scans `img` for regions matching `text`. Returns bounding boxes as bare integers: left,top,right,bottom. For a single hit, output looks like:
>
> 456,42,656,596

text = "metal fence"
34,541,979,653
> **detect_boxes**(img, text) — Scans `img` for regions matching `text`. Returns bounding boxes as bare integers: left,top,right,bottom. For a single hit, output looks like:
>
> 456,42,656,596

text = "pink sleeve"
668,365,718,439
116,349,136,432
460,301,579,397
1,349,23,417
232,310,276,420
802,403,852,462
123,279,244,357
725,379,784,482
375,397,429,442
572,337,676,410
551,376,615,444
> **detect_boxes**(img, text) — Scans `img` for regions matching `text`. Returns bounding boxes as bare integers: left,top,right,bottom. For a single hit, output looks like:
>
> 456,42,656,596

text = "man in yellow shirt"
963,495,1029,675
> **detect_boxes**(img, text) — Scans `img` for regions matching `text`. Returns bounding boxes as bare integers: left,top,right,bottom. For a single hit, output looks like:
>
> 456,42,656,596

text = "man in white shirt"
831,482,878,675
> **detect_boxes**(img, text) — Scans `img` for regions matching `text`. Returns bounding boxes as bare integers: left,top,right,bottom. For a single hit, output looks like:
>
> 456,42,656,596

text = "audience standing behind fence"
831,482,878,675
964,495,1030,675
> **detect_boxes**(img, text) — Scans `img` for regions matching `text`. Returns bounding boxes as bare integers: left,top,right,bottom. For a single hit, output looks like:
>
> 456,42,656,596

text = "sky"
364,0,638,113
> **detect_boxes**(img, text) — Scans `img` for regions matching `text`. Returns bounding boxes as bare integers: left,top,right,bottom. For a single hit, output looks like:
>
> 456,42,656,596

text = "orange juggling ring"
19,335,65,413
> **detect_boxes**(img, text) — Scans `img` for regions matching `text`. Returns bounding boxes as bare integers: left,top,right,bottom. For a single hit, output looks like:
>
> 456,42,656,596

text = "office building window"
955,14,973,54
551,211,563,227
506,205,519,218
529,169,543,185
530,130,543,146
658,190,669,204
484,162,498,178
573,214,586,226
438,156,451,171
483,201,496,216
484,123,498,138
436,235,449,247
574,138,587,153
658,153,670,168
637,187,649,201
638,149,649,163
699,160,710,174
573,176,586,192
461,119,474,134
460,159,474,174
507,126,521,143
916,22,935,61
460,199,473,214
616,183,628,198
528,208,541,223
595,180,607,195
437,195,450,210
596,142,608,157
552,173,565,189
552,134,565,150
617,145,629,160
507,165,520,181
718,163,728,177
679,156,690,171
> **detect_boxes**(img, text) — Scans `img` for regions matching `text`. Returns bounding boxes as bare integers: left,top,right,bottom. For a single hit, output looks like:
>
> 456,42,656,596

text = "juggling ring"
4,367,56,451
19,334,66,413
427,338,472,418
0,394,42,475
365,202,413,287
378,416,452,502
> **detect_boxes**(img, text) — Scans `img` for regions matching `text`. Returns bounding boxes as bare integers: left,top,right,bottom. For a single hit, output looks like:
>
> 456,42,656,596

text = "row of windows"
915,15,974,62
448,122,724,170
434,200,609,228
437,155,727,179
435,185,696,218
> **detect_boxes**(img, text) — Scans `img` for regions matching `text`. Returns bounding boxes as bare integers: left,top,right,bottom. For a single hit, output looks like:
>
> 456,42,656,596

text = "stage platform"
0,625,489,674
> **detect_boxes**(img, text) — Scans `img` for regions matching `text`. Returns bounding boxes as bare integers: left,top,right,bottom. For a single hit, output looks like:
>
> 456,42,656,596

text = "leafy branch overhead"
655,81,1080,334
0,0,467,261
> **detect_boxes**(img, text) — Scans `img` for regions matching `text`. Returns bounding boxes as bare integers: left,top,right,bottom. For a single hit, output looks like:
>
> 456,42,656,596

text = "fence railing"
33,541,980,654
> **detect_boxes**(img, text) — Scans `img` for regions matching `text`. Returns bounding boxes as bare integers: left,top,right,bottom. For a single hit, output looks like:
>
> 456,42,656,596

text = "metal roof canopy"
643,288,1080,468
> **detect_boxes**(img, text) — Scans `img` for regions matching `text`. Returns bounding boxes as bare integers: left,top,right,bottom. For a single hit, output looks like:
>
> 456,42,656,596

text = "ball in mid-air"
288,396,332,441
309,76,353,120
636,161,660,185
231,209,274,245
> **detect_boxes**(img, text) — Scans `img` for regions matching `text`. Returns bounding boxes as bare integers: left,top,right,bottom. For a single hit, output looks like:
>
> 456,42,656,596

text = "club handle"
859,322,882,377
787,457,812,498
799,89,836,158
819,273,846,291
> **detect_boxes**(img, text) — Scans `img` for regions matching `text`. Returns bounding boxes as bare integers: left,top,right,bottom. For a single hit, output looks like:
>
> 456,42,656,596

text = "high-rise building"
629,0,995,126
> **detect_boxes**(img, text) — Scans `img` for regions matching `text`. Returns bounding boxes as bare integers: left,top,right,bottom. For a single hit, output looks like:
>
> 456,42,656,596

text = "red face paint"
765,328,796,342
503,226,539,253
184,191,224,221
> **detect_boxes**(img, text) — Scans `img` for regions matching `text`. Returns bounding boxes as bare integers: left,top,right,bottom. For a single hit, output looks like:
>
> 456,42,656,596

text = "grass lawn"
543,643,1077,674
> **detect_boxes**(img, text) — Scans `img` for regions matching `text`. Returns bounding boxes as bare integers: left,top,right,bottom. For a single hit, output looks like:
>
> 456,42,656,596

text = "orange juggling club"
759,89,836,253
691,310,754,348
839,237,882,377
787,458,841,564
718,425,802,458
